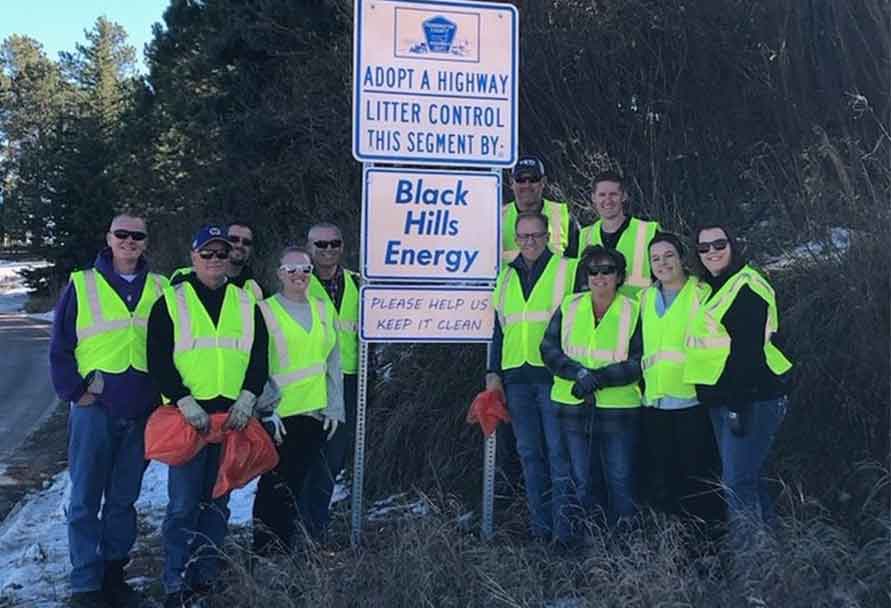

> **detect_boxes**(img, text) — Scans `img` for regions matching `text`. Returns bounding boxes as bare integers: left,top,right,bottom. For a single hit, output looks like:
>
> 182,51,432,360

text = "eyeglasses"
587,265,618,276
280,263,314,274
197,249,229,260
696,239,730,254
228,235,253,246
111,229,147,241
313,239,342,249
516,231,548,242
514,177,541,184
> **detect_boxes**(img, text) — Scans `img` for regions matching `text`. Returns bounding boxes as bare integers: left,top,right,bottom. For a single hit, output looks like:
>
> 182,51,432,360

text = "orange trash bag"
466,389,511,437
212,417,279,498
144,406,204,466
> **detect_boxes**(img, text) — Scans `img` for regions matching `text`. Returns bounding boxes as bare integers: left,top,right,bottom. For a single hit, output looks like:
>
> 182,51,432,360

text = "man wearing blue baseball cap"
502,155,579,264
147,225,269,607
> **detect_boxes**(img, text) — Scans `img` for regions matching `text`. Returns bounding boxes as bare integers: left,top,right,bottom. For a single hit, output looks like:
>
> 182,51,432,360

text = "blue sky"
2,0,171,72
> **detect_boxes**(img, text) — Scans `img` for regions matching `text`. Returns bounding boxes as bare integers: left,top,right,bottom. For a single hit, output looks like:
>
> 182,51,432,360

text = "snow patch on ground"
0,259,51,313
764,227,851,270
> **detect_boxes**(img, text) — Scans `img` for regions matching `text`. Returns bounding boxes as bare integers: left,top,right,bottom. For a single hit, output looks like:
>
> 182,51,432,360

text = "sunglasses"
228,235,253,246
514,177,541,184
516,231,547,242
197,249,229,260
313,239,342,249
587,265,618,276
111,229,147,241
280,263,314,274
696,239,730,254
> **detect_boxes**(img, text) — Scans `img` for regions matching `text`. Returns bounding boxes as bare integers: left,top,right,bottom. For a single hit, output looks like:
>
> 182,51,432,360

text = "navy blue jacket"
49,248,161,419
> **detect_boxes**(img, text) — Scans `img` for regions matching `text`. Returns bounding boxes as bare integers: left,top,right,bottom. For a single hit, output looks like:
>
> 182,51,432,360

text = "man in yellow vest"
488,211,576,542
50,211,167,608
300,222,360,540
578,171,659,295
146,225,269,608
252,245,344,553
501,155,579,264
169,221,266,301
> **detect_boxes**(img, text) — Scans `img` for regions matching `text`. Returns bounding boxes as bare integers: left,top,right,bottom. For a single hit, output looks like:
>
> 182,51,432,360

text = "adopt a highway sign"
353,0,518,166
361,167,500,282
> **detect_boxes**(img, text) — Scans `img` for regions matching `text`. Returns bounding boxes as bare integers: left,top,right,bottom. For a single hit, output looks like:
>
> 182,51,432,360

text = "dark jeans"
551,403,601,542
594,408,641,526
640,405,724,525
162,444,230,593
297,374,357,540
709,397,787,538
504,383,560,539
253,415,325,553
67,403,148,593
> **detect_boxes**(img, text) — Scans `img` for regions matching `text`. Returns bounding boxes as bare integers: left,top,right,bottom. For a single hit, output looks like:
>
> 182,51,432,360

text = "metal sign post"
481,342,497,540
350,339,370,547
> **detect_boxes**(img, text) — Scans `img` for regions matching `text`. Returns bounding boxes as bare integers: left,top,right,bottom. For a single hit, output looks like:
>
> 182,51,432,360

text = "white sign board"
360,285,493,342
353,0,518,166
362,167,500,282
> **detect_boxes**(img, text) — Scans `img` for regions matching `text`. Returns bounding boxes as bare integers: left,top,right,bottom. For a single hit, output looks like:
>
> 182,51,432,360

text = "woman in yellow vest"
251,246,344,555
541,245,643,538
638,232,723,525
684,224,792,536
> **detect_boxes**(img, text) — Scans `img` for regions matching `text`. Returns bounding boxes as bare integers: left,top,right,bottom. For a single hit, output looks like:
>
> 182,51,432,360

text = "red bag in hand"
212,417,279,498
144,406,204,466
466,389,511,437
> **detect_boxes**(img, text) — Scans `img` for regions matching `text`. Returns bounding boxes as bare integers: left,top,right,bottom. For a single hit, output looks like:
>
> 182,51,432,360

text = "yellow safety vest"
502,199,572,263
72,269,168,376
493,255,576,370
551,292,641,408
683,265,792,385
163,282,256,400
640,277,710,403
308,269,359,375
170,266,262,301
259,295,337,418
579,217,659,294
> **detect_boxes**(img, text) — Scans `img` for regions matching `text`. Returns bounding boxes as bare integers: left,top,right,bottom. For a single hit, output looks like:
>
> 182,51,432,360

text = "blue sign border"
352,0,518,167
361,166,501,282
360,285,494,343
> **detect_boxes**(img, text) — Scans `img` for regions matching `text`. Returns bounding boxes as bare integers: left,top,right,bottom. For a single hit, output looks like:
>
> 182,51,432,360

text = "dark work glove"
727,406,747,437
571,370,599,400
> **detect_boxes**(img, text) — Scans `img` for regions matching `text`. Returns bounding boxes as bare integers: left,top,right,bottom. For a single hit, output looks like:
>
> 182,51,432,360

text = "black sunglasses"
197,249,229,260
696,239,730,254
228,235,253,246
111,229,147,241
313,239,342,249
514,177,541,184
587,264,618,276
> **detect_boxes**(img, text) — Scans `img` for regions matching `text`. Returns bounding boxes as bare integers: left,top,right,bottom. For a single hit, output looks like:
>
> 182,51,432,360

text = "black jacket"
147,274,269,414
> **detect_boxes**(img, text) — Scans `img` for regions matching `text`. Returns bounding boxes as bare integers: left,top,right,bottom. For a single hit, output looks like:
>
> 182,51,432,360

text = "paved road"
0,313,56,461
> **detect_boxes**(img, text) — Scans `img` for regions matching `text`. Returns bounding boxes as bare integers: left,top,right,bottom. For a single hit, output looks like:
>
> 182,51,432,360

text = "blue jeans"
297,373,357,540
709,397,787,533
551,402,599,542
594,408,641,526
67,403,147,593
162,444,230,593
504,383,560,539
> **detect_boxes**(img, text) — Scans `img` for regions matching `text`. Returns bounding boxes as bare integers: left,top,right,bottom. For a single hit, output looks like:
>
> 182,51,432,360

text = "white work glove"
224,390,257,431
323,417,339,441
86,371,104,395
261,412,287,445
177,395,209,433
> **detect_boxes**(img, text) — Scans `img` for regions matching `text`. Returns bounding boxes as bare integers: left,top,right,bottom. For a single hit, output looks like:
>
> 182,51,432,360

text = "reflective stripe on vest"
308,269,359,374
551,292,641,407
683,266,792,385
72,269,166,375
493,255,575,370
164,282,254,400
502,200,571,263
258,294,336,417
640,278,708,402
581,217,658,289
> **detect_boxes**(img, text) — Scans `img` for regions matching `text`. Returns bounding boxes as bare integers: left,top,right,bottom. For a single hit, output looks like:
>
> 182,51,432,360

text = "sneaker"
70,590,113,608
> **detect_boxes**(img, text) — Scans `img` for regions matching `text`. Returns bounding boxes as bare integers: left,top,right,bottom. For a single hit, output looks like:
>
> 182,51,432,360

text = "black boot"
102,560,143,608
